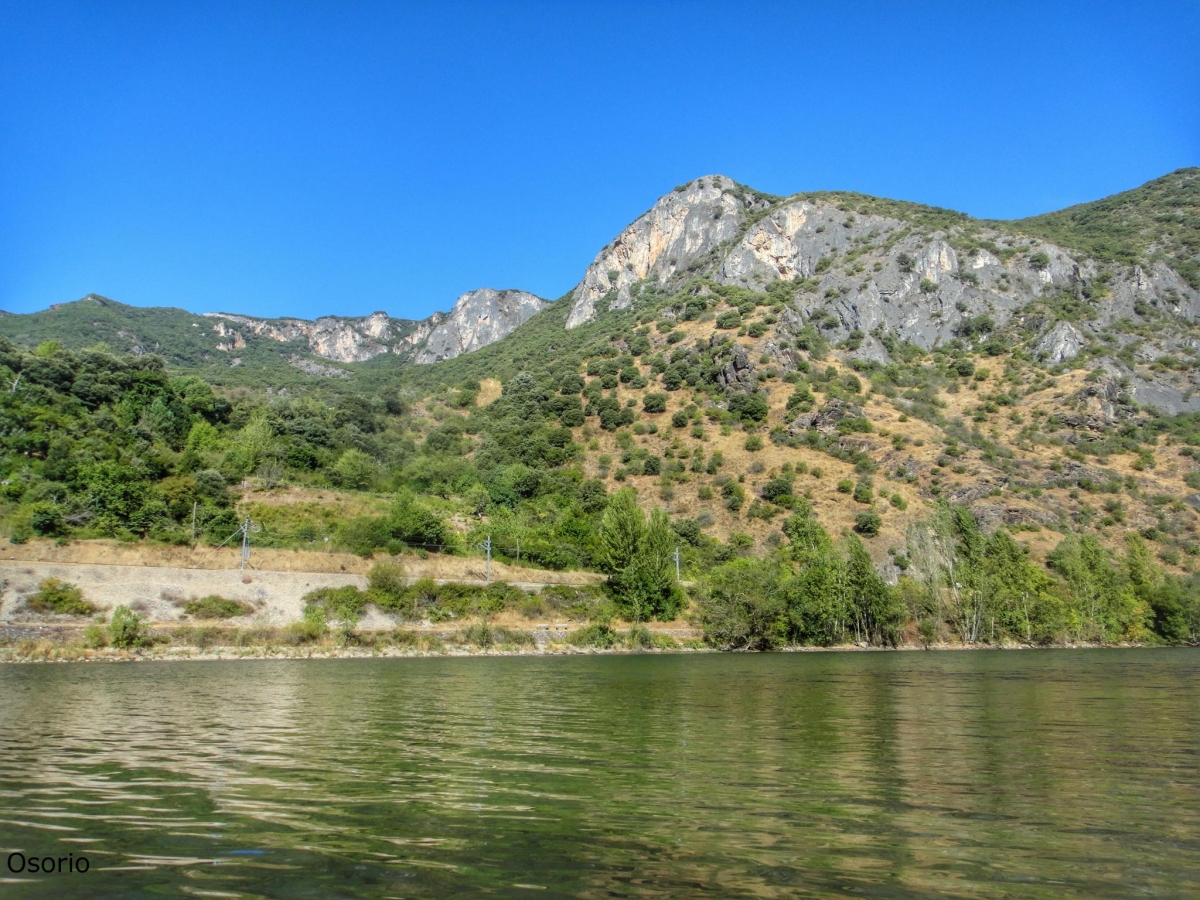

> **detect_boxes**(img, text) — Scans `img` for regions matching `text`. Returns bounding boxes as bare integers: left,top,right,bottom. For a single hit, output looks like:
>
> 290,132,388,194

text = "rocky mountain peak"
413,288,549,364
565,175,770,328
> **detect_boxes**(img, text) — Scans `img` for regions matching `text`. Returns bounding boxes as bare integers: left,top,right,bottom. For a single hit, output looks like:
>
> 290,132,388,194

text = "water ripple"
0,651,1198,898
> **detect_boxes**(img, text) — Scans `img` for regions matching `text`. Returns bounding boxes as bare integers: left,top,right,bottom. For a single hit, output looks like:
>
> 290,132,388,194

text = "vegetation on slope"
1013,167,1200,288
4,170,1200,649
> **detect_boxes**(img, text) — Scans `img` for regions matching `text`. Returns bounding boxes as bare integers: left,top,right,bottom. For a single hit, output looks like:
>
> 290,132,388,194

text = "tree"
598,490,681,620
697,558,787,649
844,534,902,645
598,488,644,575
108,605,149,649
332,448,378,490
981,529,1062,643
642,393,667,413
854,509,882,536
233,413,274,474
780,506,850,645
1125,533,1188,642
1048,534,1148,641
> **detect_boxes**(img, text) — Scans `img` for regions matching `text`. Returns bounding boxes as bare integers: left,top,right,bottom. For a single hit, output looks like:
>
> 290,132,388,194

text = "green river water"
0,649,1197,898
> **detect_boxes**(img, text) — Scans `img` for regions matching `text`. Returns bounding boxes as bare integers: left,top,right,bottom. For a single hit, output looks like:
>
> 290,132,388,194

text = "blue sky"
1,1,1196,320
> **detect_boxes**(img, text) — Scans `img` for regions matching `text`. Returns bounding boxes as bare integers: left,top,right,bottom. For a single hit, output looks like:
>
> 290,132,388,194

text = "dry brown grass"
0,538,601,585
552,315,1200,574
476,378,502,406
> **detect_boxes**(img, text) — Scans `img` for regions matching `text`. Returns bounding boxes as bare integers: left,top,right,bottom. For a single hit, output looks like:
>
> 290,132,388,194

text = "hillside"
1013,167,1200,289
0,288,548,389
2,170,1199,648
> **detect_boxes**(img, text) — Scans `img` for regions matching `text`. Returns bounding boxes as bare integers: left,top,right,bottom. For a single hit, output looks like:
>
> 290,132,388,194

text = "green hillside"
0,295,316,388
1013,167,1200,288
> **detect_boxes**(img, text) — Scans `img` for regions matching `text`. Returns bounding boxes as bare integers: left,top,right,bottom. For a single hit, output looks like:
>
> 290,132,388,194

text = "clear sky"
2,1,1196,320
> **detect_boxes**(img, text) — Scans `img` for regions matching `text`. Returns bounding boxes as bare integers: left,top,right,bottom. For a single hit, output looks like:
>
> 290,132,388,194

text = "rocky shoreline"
1,630,1169,664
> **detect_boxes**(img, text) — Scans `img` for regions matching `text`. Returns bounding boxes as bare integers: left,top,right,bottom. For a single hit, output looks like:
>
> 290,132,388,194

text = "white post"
674,546,681,581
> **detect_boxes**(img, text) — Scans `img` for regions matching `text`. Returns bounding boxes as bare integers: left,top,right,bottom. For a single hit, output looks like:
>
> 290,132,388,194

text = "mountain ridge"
2,168,1197,407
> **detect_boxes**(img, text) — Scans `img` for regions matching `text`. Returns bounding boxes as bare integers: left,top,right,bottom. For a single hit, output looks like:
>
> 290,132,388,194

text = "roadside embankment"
0,557,698,661
0,538,603,584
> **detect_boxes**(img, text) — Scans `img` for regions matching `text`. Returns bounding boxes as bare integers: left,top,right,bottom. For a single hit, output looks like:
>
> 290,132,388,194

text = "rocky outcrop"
565,176,769,328
716,200,1101,349
204,289,546,367
716,341,756,391
1033,322,1085,363
212,320,246,352
787,400,865,434
556,178,1197,385
289,357,350,378
413,289,548,364
205,311,398,363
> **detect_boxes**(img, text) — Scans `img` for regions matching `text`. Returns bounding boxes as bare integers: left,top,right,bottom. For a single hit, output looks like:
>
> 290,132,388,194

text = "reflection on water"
1,650,1198,898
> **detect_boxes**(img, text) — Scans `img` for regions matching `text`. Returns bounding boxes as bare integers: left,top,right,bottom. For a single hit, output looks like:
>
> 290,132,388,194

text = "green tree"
697,557,788,649
332,448,378,490
232,413,274,474
598,488,644,575
981,529,1064,643
109,605,150,649
1048,534,1149,641
844,534,902,645
853,509,882,536
598,490,680,620
781,506,849,645
622,508,682,620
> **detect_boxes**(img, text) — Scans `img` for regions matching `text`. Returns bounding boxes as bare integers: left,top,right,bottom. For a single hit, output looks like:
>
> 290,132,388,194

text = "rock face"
563,177,1198,347
716,341,756,391
1034,322,1085,363
565,176,772,328
787,400,865,434
413,289,548,364
552,173,1200,413
713,201,1145,352
205,311,400,363
205,288,546,366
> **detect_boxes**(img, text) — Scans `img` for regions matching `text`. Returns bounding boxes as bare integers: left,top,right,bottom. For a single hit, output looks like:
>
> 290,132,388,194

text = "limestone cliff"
204,311,400,363
204,287,546,366
565,176,773,328
413,289,548,364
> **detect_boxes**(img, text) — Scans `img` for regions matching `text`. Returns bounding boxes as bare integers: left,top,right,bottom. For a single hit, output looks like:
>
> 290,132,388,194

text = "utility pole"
515,535,520,566
191,501,198,542
240,516,251,570
477,534,491,584
674,546,681,581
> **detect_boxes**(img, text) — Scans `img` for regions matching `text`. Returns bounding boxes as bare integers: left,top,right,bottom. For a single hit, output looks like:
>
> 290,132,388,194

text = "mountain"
377,168,1200,585
1014,167,1200,289
0,286,548,385
4,169,1196,405
551,170,1200,414
412,289,549,363
3,169,1200,647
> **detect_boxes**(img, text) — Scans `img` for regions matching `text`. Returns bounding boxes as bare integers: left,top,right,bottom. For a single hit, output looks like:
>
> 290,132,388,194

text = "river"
1,650,1198,898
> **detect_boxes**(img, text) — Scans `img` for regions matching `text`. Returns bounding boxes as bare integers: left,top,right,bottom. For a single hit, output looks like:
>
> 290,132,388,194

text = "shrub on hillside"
27,578,95,616
567,622,617,649
854,510,882,537
109,605,150,648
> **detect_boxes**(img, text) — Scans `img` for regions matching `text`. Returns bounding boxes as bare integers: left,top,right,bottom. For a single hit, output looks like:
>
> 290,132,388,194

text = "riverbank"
1,557,1187,664
1,623,705,663
1,622,1166,663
